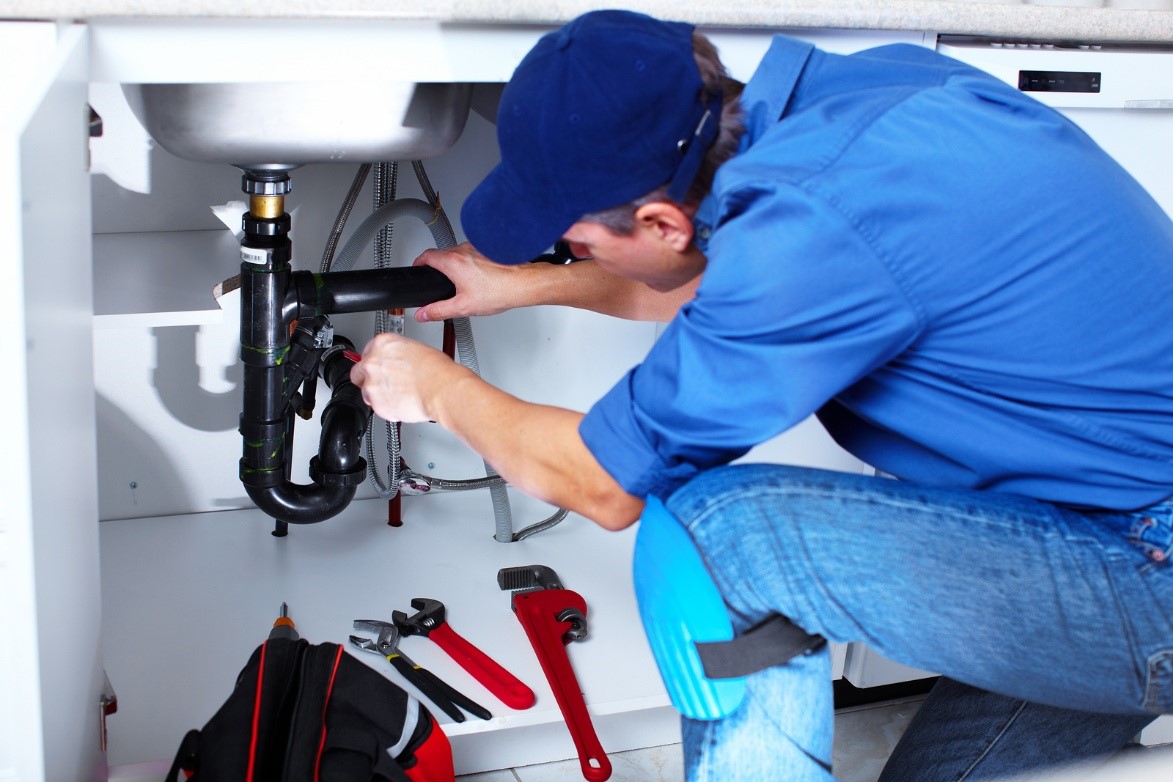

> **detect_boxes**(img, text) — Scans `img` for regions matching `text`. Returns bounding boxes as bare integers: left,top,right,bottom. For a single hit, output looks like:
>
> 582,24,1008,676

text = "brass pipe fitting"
250,194,285,219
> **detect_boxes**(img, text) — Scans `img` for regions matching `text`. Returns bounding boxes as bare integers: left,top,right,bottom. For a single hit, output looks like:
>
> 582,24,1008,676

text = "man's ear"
634,202,695,252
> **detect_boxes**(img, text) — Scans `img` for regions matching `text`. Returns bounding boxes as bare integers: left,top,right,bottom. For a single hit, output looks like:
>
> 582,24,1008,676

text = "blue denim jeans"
664,464,1173,781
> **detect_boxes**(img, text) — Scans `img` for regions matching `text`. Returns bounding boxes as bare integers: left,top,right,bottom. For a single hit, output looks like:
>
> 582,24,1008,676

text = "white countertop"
5,1,1173,44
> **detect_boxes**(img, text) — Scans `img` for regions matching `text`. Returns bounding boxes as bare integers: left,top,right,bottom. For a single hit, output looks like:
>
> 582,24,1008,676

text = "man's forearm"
429,365,644,530
528,260,695,321
414,244,696,322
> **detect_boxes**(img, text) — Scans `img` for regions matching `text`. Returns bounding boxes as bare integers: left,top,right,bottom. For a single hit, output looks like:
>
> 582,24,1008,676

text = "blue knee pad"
633,495,826,721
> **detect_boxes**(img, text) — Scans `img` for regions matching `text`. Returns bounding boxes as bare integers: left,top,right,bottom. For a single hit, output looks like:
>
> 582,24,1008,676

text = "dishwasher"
939,34,1173,746
937,36,1173,217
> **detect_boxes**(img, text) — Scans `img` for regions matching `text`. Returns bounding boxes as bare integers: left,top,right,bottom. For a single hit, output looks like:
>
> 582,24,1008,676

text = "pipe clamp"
309,456,368,488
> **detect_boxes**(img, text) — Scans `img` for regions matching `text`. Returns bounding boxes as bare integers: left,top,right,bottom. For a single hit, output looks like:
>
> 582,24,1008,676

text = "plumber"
350,10,1173,780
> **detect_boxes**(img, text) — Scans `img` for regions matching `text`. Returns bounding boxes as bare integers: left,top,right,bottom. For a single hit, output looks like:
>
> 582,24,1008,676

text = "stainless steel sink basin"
123,81,473,169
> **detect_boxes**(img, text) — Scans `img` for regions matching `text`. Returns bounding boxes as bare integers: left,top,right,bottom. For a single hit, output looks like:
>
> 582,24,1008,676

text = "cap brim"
460,162,581,265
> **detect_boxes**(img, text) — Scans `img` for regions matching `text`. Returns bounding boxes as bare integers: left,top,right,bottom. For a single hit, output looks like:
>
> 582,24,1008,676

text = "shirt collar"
693,36,815,253
740,36,816,144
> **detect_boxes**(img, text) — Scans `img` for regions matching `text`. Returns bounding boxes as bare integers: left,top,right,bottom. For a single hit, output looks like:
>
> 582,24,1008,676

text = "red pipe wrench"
499,566,612,782
393,597,536,711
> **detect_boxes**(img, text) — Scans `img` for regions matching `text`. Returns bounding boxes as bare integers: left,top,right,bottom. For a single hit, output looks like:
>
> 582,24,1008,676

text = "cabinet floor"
458,698,1173,782
459,696,924,781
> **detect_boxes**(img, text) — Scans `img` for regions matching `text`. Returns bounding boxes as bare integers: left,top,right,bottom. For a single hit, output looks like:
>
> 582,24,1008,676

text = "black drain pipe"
236,169,455,526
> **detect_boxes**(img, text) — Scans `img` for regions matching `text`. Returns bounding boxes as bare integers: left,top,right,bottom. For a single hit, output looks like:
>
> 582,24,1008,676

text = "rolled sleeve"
579,371,698,498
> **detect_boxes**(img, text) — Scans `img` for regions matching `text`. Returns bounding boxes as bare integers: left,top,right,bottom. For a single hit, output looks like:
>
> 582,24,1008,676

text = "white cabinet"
0,22,104,782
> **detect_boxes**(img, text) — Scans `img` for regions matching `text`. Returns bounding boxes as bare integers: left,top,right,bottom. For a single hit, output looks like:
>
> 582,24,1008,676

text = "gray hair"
581,32,745,235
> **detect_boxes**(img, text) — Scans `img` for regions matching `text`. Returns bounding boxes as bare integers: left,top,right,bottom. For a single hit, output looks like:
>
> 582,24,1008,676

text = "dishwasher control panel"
1018,69,1101,93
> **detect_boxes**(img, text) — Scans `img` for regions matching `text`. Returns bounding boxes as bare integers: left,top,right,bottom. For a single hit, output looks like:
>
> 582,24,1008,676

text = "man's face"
562,215,707,292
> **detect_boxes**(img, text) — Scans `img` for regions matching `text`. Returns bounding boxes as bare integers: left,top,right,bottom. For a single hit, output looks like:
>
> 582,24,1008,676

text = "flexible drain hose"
331,199,444,273
450,310,516,542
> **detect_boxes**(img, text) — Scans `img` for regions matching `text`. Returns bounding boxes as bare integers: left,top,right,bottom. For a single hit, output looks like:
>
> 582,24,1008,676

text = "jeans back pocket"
1128,500,1173,565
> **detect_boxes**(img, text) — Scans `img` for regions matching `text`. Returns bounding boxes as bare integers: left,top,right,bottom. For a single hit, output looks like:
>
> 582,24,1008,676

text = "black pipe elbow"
245,481,357,526
242,347,371,525
313,346,372,485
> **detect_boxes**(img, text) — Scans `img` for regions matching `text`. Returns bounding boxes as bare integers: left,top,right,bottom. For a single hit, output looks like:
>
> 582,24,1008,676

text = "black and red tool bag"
166,638,454,782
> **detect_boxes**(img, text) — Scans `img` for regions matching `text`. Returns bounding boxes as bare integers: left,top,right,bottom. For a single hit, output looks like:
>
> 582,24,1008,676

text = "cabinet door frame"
0,21,103,782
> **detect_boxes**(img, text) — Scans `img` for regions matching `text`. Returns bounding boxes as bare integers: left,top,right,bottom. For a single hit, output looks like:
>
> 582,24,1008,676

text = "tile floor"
110,694,1173,781
457,696,925,781
459,699,1173,782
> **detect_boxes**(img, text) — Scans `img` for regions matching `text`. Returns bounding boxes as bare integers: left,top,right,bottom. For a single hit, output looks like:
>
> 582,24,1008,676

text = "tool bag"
166,637,455,782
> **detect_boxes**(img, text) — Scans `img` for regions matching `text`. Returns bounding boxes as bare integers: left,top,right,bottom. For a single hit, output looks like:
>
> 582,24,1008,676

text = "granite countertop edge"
3,1,1172,44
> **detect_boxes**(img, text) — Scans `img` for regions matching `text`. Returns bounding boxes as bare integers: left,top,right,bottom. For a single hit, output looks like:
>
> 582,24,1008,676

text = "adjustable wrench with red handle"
427,622,536,710
512,588,612,782
393,597,536,711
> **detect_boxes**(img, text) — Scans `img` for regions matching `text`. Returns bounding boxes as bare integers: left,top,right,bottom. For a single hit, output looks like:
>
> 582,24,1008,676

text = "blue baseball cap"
461,10,722,265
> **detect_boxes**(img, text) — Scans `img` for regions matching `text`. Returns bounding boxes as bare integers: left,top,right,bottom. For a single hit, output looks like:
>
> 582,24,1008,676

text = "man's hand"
348,330,644,530
412,243,525,322
349,333,468,423
412,241,698,323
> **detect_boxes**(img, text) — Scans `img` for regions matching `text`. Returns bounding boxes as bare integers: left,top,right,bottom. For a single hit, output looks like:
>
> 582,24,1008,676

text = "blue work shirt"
579,36,1173,510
